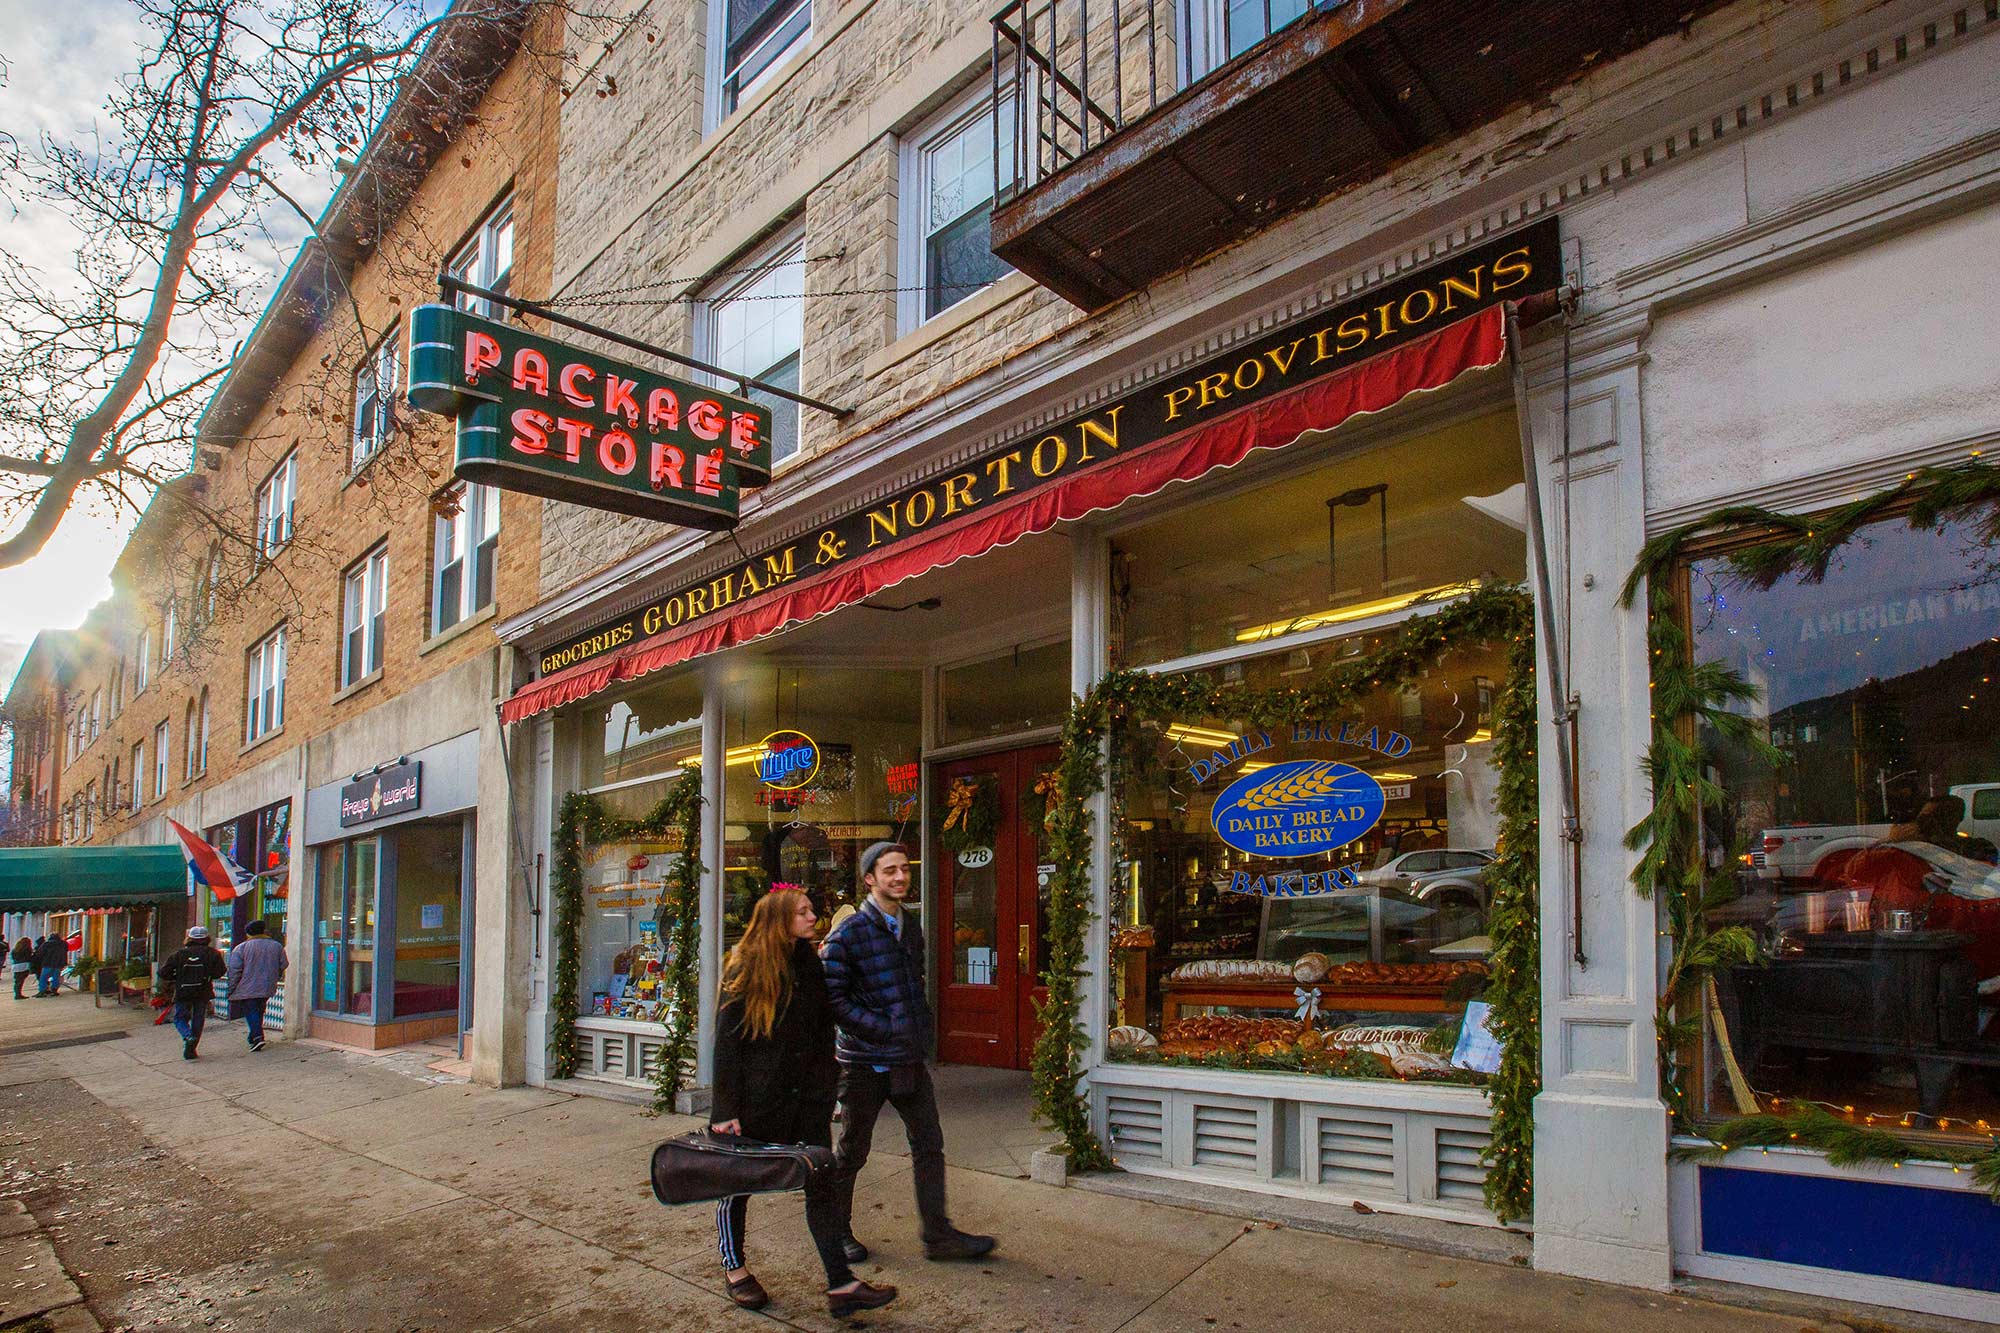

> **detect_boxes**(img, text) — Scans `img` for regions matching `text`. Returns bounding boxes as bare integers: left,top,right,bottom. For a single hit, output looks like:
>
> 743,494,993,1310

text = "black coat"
710,939,839,1146
160,944,226,1000
35,937,68,969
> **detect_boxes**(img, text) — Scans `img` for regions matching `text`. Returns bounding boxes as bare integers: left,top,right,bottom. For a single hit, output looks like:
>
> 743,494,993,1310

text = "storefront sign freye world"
406,306,774,529
533,218,1560,677
1198,723,1411,898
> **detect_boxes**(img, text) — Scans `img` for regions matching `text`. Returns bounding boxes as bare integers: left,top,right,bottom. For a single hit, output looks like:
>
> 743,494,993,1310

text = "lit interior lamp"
1233,584,1466,644
1464,729,1493,743
1374,771,1416,781
1163,723,1239,748
682,742,771,768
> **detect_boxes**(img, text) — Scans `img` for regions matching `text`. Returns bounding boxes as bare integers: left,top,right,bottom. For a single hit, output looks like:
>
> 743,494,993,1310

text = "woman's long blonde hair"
719,889,807,1041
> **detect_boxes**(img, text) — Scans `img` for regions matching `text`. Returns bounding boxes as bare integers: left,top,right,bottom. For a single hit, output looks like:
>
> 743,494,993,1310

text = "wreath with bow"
936,775,999,858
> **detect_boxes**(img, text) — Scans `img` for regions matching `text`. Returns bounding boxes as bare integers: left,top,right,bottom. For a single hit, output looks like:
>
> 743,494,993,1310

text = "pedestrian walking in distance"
822,842,997,1264
161,926,226,1059
225,920,286,1051
9,935,32,1000
35,933,68,997
710,888,897,1318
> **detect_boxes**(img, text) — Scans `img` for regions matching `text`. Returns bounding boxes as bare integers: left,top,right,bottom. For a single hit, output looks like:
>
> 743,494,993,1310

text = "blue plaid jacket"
821,898,932,1067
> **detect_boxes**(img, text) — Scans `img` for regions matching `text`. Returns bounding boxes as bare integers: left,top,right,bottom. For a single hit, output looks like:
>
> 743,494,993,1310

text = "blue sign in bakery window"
1212,759,1387,859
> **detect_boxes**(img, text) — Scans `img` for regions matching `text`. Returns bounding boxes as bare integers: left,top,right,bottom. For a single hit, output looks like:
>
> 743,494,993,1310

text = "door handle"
1018,923,1031,973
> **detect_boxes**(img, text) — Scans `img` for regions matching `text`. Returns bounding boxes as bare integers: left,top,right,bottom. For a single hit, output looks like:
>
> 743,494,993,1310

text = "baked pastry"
1291,952,1330,984
1107,1025,1158,1053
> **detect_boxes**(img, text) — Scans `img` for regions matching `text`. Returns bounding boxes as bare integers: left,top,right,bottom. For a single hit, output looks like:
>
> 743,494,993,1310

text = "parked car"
1355,848,1494,892
1752,823,1891,882
1949,783,2000,846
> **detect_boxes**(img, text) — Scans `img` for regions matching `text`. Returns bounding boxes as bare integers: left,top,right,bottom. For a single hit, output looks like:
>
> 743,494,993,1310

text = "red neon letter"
651,441,685,491
647,387,680,432
553,417,592,462
599,430,637,476
687,399,724,442
558,363,596,409
694,448,724,497
512,348,548,396
729,411,763,458
509,408,553,454
602,375,639,426
465,331,501,381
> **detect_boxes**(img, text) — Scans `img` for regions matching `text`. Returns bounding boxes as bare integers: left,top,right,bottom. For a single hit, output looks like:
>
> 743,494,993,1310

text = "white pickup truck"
1753,782,2000,882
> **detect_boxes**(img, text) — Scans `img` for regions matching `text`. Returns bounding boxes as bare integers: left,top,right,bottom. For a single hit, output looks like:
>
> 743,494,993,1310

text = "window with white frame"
711,0,811,125
432,482,499,635
352,331,399,469
246,625,286,743
82,785,95,838
152,720,169,798
136,629,151,692
160,600,176,668
1180,0,1313,83
341,546,388,687
197,688,209,773
183,699,198,782
129,741,143,812
90,689,102,738
255,451,296,559
448,197,515,317
110,663,122,717
702,237,804,468
900,84,1016,329
202,545,222,622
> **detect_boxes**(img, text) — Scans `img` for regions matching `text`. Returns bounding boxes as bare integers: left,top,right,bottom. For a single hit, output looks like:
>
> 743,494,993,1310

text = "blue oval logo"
1211,760,1386,859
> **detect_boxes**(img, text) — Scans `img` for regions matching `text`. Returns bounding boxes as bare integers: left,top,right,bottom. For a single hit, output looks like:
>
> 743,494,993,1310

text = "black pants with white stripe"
715,1175,854,1289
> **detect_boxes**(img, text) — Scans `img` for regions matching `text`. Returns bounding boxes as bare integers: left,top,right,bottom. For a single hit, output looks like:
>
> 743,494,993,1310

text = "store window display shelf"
1090,1062,1499,1226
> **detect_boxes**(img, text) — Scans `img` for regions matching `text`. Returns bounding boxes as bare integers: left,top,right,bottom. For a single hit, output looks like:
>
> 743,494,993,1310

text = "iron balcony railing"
990,0,1333,201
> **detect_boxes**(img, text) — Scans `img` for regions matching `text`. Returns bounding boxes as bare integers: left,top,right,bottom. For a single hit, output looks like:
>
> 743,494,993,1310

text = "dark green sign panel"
406,304,772,529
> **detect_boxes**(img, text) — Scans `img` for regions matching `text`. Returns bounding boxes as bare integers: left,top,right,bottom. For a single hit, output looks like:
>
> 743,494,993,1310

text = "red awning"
503,303,1509,724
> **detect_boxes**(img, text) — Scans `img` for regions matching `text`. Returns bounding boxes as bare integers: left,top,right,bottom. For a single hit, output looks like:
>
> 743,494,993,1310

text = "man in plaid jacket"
821,842,997,1263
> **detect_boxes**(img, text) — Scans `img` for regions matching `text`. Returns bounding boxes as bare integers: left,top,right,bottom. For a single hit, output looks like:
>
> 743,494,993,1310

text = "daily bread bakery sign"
1195,723,1410,897
524,220,1561,678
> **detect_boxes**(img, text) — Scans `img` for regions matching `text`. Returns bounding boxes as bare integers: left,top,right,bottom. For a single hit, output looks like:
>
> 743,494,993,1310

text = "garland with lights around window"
551,768,705,1111
1033,583,1541,1221
1621,460,2000,1197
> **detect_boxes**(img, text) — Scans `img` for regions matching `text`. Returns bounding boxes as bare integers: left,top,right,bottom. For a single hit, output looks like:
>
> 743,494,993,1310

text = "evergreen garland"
1674,1105,2000,1202
548,769,706,1109
1033,583,1541,1216
1620,458,2000,1139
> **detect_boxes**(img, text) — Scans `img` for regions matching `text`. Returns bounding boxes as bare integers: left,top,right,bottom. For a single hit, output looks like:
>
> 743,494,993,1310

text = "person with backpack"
225,920,286,1051
10,935,33,999
822,842,996,1265
160,926,226,1059
709,888,896,1319
36,933,69,996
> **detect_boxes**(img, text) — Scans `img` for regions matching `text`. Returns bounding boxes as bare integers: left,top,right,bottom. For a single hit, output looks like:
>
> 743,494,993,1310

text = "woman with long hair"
711,888,896,1317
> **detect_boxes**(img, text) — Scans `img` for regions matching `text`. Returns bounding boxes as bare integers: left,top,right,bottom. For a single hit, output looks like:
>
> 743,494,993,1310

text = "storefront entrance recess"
935,745,1057,1069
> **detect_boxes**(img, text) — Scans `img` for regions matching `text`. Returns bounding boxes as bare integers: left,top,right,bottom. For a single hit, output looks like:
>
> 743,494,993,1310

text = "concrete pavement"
0,997,1918,1331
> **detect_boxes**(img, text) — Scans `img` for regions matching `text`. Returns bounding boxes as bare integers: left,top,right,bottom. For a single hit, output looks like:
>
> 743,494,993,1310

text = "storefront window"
722,665,922,949
1691,513,2000,1140
1111,409,1524,669
576,675,702,1019
391,820,463,1018
938,640,1070,746
315,837,379,1016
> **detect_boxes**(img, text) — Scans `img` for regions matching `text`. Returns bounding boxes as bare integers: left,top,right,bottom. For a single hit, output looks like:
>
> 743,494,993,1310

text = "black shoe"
181,1040,195,1060
725,1273,768,1310
841,1235,869,1264
828,1279,897,1317
923,1229,997,1261
250,1039,265,1052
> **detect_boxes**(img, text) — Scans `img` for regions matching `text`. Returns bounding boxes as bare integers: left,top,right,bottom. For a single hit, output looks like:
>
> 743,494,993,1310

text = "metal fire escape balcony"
989,0,1716,310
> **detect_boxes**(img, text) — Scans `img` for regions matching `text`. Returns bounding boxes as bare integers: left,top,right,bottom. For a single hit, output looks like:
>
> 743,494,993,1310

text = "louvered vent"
1104,1093,1167,1162
1315,1115,1398,1194
600,1036,628,1077
1189,1101,1261,1173
1432,1124,1490,1202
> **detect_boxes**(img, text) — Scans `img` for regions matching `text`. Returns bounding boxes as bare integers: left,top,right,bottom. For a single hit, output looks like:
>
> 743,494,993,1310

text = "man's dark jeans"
237,996,268,1046
832,1063,950,1242
172,994,207,1045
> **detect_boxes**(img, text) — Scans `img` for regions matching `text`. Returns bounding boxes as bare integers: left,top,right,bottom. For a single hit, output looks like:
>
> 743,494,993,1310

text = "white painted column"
522,711,558,1086
691,661,726,1097
1524,308,1675,1289
1071,530,1112,1072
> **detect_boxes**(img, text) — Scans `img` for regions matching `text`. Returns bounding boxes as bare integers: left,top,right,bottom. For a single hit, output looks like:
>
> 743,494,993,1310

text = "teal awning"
0,845,187,912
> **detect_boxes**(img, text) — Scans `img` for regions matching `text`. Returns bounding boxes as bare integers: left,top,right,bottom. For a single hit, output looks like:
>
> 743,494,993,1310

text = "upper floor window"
352,331,399,469
197,688,209,774
432,483,499,635
901,84,1015,329
89,689,102,738
341,546,388,688
129,741,143,812
246,624,286,743
713,0,811,124
136,629,152,692
152,720,170,799
201,544,223,622
109,662,122,717
449,197,515,317
702,237,803,469
82,785,95,838
255,452,297,559
160,600,176,667
1181,0,1313,82
183,699,198,782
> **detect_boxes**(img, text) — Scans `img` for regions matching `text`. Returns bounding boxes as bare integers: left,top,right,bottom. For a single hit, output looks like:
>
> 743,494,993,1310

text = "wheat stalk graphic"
1235,761,1354,811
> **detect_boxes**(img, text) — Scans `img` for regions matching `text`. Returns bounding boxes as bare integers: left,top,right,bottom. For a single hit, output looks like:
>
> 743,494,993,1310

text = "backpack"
173,948,214,992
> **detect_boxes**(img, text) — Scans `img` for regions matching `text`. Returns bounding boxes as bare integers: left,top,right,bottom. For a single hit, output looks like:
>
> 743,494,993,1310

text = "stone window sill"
418,604,497,657
239,725,285,758
332,670,384,705
864,272,1038,381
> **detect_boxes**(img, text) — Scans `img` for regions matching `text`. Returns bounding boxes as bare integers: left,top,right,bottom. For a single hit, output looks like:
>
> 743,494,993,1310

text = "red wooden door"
934,746,1056,1068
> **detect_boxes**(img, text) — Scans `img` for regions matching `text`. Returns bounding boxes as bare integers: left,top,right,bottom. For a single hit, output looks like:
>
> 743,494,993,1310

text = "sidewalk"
0,982,155,1052
0,1012,1911,1331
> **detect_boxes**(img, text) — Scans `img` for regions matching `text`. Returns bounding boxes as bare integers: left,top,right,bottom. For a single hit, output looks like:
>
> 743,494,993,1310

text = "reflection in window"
1111,409,1525,669
1693,513,2000,1141
1106,637,1506,1084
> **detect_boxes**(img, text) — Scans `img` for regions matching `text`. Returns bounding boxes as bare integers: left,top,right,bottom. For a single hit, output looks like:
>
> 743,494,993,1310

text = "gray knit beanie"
857,841,905,885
